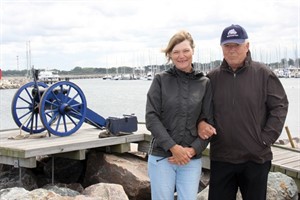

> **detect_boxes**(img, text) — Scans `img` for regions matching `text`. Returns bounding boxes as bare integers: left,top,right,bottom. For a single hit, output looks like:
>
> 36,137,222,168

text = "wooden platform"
271,144,300,187
0,123,149,168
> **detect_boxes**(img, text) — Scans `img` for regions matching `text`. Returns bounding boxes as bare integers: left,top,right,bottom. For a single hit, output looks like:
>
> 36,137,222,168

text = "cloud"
1,0,299,70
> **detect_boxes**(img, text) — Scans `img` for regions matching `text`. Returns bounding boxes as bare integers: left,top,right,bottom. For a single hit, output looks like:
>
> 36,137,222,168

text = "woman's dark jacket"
146,66,214,159
207,51,289,164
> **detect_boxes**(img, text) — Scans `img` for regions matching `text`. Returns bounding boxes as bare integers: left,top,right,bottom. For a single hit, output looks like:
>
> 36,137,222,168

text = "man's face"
221,42,249,71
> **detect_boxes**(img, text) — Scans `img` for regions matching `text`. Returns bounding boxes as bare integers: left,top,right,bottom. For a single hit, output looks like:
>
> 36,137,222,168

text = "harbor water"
0,78,299,140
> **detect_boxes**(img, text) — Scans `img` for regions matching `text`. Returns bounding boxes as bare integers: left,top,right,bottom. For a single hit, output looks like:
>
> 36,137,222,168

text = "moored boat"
38,70,60,83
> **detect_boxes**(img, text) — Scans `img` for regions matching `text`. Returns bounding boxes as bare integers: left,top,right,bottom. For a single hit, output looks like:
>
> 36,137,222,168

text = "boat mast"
26,41,32,78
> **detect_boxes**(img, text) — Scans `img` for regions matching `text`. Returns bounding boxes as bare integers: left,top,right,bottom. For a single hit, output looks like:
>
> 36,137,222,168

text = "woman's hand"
168,145,195,165
198,121,217,140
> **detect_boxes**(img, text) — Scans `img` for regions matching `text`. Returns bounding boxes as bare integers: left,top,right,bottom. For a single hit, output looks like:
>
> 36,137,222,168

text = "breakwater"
0,77,30,89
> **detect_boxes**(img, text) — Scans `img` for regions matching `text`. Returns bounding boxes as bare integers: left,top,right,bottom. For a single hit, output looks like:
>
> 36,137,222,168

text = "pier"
58,74,104,81
0,123,299,190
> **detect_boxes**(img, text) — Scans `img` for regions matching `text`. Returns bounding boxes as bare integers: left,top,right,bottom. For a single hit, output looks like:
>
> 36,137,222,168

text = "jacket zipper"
233,73,236,105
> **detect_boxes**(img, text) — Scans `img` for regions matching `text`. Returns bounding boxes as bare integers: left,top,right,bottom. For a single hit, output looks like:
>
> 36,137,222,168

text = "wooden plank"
272,144,300,153
273,155,300,164
24,136,140,158
202,156,210,169
285,170,299,179
137,141,150,153
272,151,291,157
143,133,152,142
272,166,286,174
273,164,300,173
285,161,300,169
53,150,86,160
0,148,26,158
107,143,131,153
0,155,36,168
272,152,294,159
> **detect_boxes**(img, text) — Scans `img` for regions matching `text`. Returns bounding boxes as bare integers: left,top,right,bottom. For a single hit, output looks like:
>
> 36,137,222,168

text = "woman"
146,30,214,200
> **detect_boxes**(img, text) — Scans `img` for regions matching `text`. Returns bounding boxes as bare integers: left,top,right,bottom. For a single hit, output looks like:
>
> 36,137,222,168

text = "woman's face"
170,40,194,73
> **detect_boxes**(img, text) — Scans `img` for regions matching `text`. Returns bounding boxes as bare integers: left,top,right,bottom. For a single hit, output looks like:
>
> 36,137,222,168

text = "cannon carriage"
11,71,137,137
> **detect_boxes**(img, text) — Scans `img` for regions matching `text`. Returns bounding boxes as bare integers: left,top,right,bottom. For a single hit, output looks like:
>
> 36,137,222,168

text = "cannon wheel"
11,81,49,133
39,81,87,136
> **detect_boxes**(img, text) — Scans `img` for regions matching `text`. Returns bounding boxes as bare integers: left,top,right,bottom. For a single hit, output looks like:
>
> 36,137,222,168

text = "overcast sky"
1,0,299,71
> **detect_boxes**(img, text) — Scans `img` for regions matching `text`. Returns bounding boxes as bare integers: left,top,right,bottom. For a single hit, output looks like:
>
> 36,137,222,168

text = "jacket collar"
166,64,204,79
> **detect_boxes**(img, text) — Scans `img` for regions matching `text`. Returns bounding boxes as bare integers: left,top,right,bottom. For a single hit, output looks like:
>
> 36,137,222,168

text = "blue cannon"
11,75,137,137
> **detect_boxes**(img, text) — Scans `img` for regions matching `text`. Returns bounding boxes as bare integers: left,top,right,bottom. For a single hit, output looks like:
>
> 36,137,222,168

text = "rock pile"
0,150,151,200
0,77,30,89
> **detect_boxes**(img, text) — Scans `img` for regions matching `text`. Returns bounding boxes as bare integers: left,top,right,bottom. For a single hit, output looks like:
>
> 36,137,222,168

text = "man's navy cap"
220,24,248,45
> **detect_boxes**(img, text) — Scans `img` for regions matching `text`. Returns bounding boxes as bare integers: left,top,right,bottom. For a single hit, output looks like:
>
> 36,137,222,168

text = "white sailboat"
146,72,153,80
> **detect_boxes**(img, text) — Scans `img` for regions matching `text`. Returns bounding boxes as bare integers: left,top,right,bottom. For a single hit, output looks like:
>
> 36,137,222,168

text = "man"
198,24,289,200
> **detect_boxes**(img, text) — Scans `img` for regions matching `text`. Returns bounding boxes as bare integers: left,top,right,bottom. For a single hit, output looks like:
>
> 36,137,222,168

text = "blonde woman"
146,30,214,200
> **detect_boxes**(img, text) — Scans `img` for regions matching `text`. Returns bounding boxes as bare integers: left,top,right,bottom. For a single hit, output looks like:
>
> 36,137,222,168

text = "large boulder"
83,150,151,200
267,172,299,200
83,183,129,200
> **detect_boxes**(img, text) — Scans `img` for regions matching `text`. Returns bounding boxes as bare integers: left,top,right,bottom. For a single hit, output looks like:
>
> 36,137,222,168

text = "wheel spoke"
25,116,33,129
62,115,68,132
16,105,31,110
66,113,78,126
70,106,84,115
59,85,65,102
67,93,79,105
18,95,32,105
24,87,33,102
44,108,59,114
66,86,71,98
47,112,59,125
18,110,32,120
55,114,62,131
51,90,62,104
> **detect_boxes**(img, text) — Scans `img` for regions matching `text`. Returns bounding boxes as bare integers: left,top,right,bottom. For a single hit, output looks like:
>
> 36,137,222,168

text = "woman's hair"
162,30,195,63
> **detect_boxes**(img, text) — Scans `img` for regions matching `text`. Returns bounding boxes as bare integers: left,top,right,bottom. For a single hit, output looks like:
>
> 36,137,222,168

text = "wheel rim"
39,81,87,136
11,81,49,133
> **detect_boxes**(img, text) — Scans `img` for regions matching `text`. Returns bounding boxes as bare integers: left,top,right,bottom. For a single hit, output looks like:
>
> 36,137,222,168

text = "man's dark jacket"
208,51,289,164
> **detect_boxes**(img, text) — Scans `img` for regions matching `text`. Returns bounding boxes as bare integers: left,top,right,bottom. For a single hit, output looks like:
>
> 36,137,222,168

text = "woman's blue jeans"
148,154,202,200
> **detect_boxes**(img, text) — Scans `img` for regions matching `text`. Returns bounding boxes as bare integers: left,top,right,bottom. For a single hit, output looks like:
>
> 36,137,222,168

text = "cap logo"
227,29,238,38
